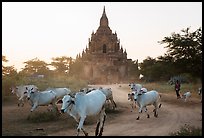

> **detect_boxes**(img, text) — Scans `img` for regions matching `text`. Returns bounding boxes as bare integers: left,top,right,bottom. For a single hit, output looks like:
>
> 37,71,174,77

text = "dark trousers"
176,90,180,98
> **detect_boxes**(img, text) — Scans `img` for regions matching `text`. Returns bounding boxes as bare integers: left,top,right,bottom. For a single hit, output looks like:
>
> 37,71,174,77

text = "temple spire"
103,6,106,16
100,6,109,27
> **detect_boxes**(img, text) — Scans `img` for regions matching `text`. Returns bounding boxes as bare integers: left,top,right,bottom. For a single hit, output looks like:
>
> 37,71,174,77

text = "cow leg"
107,100,111,109
95,105,105,136
17,101,20,107
95,121,100,136
31,103,38,112
109,97,116,110
18,97,24,107
81,128,88,136
130,100,135,112
98,114,106,136
144,107,149,118
112,100,117,110
20,99,24,107
77,116,86,136
136,107,143,120
97,105,106,136
154,109,158,117
130,103,133,112
153,104,158,117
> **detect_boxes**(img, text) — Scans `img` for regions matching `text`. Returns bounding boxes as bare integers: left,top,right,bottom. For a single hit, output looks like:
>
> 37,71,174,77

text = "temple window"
103,44,107,53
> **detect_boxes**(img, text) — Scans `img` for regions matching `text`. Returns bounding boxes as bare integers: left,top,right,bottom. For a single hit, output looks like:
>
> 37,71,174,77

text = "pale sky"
2,2,202,72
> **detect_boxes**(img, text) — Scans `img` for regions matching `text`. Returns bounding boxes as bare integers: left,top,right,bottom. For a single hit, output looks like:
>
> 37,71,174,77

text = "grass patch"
27,111,60,123
169,124,202,136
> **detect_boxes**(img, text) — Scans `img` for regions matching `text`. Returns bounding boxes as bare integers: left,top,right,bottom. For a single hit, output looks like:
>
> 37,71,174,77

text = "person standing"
175,80,181,99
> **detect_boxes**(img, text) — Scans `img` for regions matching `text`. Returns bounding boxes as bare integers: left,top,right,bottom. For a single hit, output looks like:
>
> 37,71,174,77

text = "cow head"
60,95,75,113
198,88,202,95
133,91,142,101
26,87,34,100
10,86,17,94
129,83,135,91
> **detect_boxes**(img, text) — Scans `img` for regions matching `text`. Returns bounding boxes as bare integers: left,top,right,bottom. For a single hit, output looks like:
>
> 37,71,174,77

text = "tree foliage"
69,58,84,78
159,27,202,79
50,56,73,75
2,55,17,77
127,59,140,81
140,27,202,82
20,57,50,76
2,55,18,98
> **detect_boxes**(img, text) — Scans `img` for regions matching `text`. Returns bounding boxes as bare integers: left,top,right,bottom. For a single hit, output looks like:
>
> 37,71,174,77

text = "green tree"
2,55,17,77
20,57,50,77
50,56,73,76
139,57,157,82
127,59,140,81
69,58,84,78
2,55,18,98
158,27,202,80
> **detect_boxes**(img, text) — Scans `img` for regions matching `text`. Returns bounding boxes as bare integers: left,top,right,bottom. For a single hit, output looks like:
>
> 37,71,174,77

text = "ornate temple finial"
100,6,108,27
103,6,106,15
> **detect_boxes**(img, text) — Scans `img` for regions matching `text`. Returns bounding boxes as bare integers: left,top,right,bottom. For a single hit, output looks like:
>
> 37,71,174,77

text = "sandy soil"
2,84,202,136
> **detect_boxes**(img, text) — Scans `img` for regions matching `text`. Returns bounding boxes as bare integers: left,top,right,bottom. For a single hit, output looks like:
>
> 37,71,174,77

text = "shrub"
170,124,202,136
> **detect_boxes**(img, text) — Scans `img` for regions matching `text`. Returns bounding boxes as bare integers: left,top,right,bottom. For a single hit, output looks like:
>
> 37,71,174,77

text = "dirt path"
2,84,202,136
49,84,202,136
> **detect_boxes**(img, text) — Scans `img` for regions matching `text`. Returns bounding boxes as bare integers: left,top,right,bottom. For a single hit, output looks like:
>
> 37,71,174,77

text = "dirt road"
2,84,202,136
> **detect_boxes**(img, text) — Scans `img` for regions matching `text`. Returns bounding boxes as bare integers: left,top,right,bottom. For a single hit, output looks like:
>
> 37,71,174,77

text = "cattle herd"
10,83,202,136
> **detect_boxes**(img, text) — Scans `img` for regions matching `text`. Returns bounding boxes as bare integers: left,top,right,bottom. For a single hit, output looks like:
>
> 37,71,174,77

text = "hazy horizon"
2,2,202,72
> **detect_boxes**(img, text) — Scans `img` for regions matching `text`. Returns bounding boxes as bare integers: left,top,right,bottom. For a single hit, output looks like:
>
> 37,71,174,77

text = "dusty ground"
2,84,202,136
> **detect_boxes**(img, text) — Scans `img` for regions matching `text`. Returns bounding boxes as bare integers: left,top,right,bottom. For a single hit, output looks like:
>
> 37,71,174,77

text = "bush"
168,75,189,85
170,124,202,136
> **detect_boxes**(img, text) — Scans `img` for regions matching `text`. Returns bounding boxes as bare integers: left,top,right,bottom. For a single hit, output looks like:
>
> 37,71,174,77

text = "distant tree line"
2,27,202,95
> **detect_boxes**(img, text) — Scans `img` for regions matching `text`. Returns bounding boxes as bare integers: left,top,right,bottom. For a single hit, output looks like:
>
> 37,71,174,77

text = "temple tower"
78,6,130,84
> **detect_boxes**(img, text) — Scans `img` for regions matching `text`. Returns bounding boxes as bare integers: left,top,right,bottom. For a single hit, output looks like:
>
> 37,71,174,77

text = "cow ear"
70,94,75,98
70,97,75,104
57,99,63,104
71,100,75,104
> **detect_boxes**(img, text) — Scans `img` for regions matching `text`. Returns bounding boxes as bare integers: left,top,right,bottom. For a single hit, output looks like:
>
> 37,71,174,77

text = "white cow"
134,90,162,120
128,91,137,112
80,87,117,110
98,87,117,110
128,83,148,112
182,91,191,102
26,87,58,112
140,87,148,93
129,83,142,93
79,87,96,93
198,87,202,103
10,85,38,107
128,90,148,112
46,87,71,100
129,83,148,93
59,89,107,136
